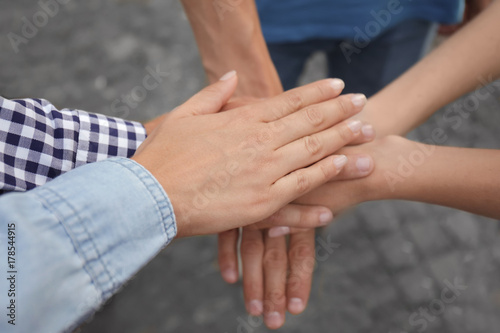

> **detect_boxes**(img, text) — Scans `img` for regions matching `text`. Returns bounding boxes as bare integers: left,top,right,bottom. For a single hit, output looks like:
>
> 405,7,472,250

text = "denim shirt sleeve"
0,157,176,333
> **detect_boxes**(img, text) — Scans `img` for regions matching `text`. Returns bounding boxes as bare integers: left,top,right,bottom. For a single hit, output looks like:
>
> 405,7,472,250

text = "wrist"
143,113,167,136
361,96,406,137
201,29,283,97
356,136,416,202
204,52,283,97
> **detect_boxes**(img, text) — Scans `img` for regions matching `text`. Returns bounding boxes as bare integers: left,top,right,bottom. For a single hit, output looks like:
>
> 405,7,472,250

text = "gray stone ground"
2,1,500,332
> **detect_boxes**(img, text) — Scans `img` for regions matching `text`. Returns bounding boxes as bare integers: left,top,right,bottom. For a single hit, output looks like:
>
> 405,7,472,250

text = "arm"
364,0,500,136
292,136,500,220
179,2,369,326
367,137,500,218
180,0,283,97
0,97,146,192
0,77,370,331
0,158,176,333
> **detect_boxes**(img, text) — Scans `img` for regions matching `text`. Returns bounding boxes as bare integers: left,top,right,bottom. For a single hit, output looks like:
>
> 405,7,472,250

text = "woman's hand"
133,72,370,237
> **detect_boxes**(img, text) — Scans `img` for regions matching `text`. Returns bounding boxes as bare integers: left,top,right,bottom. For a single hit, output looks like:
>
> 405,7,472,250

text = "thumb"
174,70,238,117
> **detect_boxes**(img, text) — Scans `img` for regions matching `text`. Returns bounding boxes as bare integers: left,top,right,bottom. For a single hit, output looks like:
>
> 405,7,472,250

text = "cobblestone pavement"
2,1,500,333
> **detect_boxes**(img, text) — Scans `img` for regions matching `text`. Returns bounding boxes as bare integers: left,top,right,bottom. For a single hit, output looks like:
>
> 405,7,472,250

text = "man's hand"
132,72,369,237
217,131,375,330
218,138,392,329
218,154,374,328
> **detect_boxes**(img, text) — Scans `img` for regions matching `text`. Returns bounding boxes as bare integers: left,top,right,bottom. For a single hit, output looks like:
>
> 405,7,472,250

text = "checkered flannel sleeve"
0,97,147,193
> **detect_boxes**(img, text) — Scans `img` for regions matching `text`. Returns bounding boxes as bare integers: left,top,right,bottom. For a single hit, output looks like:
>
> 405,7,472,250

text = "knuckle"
241,239,264,256
238,108,256,122
272,104,288,119
264,248,288,266
320,160,336,179
304,106,323,126
336,98,352,118
289,243,315,261
285,91,304,110
303,135,322,155
256,126,275,145
337,124,354,143
287,275,303,292
266,289,286,305
315,81,330,99
294,170,311,193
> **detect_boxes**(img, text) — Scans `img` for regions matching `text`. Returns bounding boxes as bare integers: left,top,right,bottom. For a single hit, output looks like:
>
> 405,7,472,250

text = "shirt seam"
106,158,176,241
32,187,107,302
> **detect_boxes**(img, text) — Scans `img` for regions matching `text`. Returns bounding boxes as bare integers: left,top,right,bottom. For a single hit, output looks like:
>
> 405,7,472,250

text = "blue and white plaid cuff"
0,97,146,193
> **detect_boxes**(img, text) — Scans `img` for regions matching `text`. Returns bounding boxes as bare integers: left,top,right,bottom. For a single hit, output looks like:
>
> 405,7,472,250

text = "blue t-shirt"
256,0,464,43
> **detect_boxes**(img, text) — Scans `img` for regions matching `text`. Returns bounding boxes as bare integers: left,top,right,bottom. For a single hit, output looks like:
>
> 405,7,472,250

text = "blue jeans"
267,19,438,97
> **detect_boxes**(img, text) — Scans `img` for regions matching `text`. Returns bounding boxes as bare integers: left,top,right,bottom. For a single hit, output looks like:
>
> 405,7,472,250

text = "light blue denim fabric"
0,157,176,333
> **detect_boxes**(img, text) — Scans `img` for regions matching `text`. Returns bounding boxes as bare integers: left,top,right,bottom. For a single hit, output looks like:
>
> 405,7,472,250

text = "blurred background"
2,1,500,332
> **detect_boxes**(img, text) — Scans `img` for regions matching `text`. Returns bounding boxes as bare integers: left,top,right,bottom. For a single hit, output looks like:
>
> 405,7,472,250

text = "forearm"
0,97,146,193
180,0,282,97
368,139,500,219
364,0,500,136
0,158,176,332
297,137,500,220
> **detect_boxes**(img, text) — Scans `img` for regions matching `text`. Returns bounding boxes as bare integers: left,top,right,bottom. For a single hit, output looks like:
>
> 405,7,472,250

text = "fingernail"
319,210,333,225
248,300,263,315
361,124,375,138
347,119,362,133
330,78,345,91
219,70,236,81
222,268,238,283
333,155,348,170
356,156,372,173
268,226,291,238
351,94,367,108
265,312,283,329
288,298,305,314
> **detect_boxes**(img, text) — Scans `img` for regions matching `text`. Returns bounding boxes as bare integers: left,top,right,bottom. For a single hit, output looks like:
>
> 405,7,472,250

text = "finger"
218,229,239,284
270,154,348,209
274,117,364,176
254,204,333,231
240,228,265,316
268,226,311,238
335,154,374,180
251,224,318,238
174,70,238,117
258,79,345,122
263,235,288,329
271,94,368,148
348,123,376,145
287,229,316,315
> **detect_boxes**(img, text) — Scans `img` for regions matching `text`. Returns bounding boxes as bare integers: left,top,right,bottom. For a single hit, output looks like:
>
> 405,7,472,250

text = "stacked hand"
213,84,377,329
139,71,432,329
217,127,429,328
135,71,373,237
